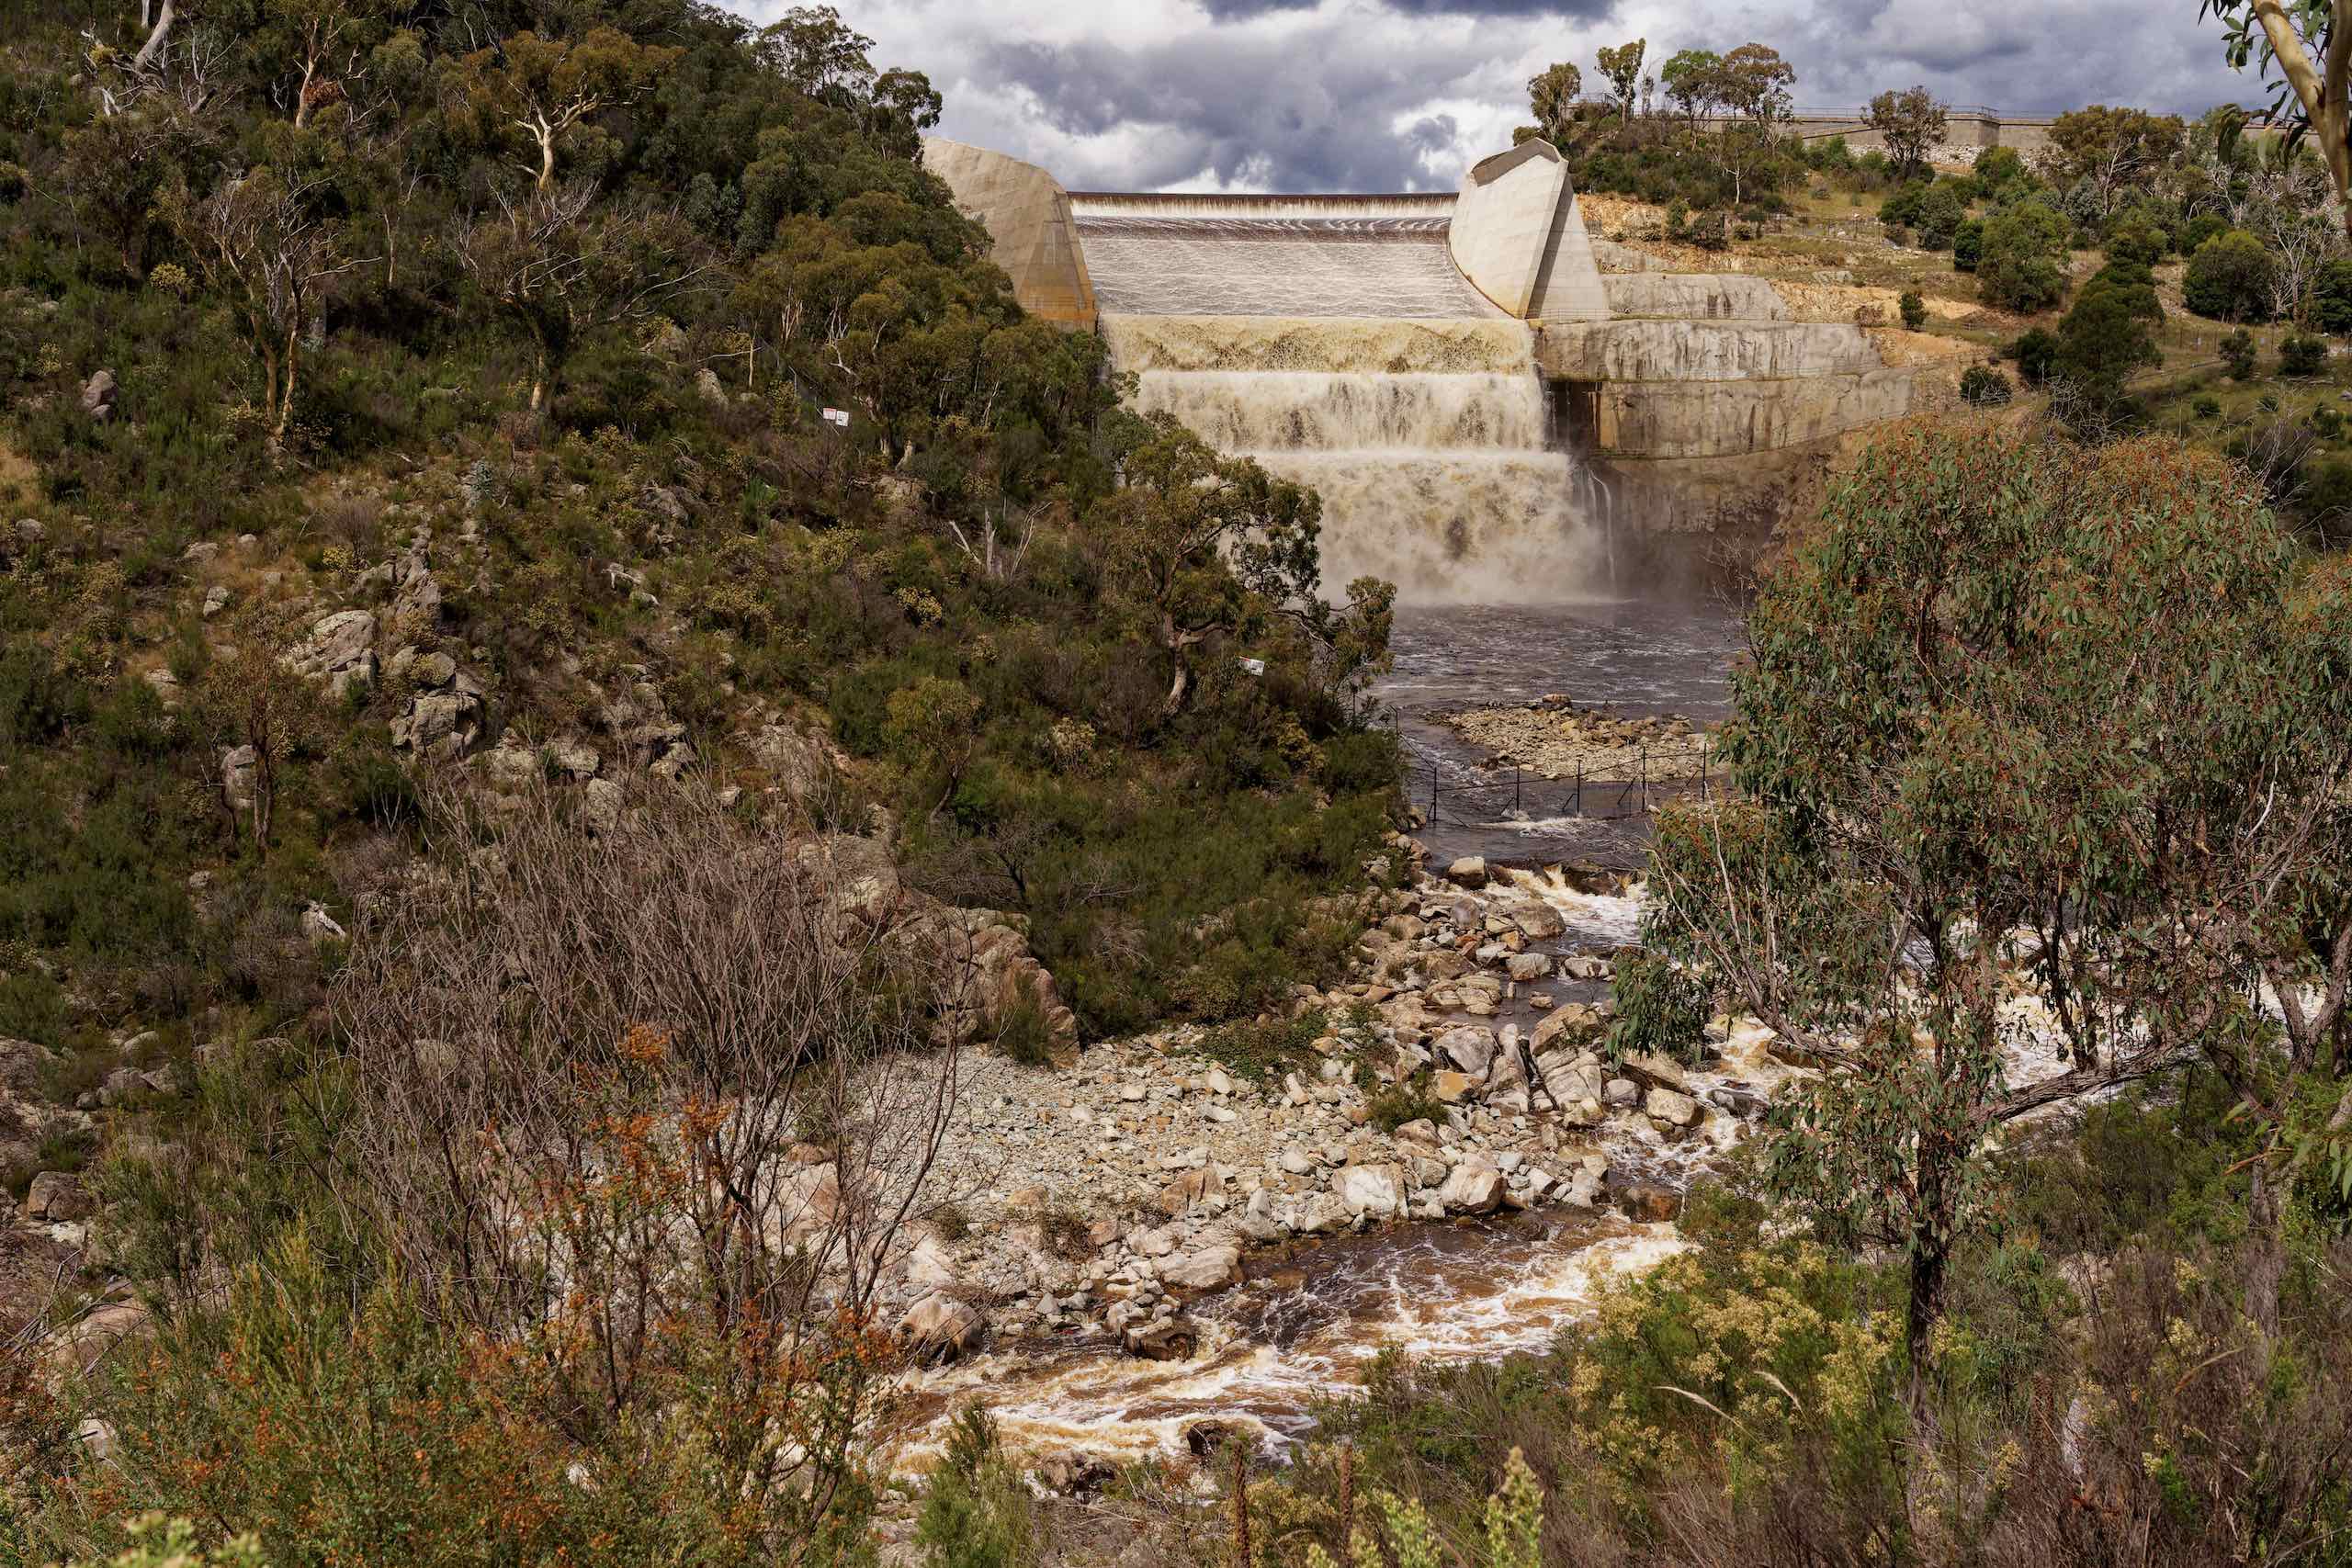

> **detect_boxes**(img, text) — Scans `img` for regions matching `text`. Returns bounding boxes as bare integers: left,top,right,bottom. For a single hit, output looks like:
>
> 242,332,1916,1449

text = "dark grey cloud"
1195,0,1596,15
978,27,1513,191
815,0,2271,196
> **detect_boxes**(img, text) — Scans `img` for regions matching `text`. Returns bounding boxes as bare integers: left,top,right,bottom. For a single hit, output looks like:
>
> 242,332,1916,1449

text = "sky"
747,0,2271,194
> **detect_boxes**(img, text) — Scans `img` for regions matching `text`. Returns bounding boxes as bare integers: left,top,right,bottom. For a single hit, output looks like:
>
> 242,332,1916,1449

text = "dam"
922,136,1976,596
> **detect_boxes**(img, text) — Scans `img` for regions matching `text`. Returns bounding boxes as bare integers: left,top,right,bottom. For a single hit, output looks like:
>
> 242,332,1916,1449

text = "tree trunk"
1904,1238,1948,1423
275,322,300,441
537,128,558,192
1163,658,1191,717
2246,1162,2284,1344
132,0,174,70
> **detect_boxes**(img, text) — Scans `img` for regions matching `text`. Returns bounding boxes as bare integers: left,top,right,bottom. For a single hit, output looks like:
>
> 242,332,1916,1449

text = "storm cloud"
769,0,2270,194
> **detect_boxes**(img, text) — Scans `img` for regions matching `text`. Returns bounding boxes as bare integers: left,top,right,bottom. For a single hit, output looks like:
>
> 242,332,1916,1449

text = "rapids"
881,855,1787,1475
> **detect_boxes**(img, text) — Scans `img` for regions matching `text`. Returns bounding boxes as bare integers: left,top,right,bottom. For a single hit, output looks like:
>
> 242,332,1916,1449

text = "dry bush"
331,779,960,1448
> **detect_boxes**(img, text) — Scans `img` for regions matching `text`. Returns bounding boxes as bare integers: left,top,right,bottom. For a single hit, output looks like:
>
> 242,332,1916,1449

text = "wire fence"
1415,739,1729,830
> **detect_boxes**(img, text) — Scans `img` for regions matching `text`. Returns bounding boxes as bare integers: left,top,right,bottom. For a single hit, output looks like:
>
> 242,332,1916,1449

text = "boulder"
1123,1316,1198,1360
1531,1003,1603,1055
1157,1165,1226,1216
750,723,837,802
1562,954,1612,981
1432,1069,1476,1104
897,1292,986,1363
1617,1182,1683,1223
1445,855,1488,888
1334,1163,1404,1220
287,610,379,693
300,904,347,945
1438,1162,1505,1215
391,677,485,760
1292,1192,1351,1234
775,1162,842,1250
80,368,117,422
1505,952,1552,983
1535,1050,1605,1108
1435,1026,1497,1077
220,745,258,810
1160,1244,1242,1292
1506,901,1566,941
1034,1451,1117,1496
25,1171,92,1223
1645,1087,1702,1128
904,1235,958,1292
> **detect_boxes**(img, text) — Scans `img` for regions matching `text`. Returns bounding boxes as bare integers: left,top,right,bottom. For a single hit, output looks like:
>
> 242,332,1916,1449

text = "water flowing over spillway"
1078,200,1602,603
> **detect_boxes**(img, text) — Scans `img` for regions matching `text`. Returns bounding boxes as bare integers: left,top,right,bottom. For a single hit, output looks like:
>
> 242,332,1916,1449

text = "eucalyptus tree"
1632,428,2352,1415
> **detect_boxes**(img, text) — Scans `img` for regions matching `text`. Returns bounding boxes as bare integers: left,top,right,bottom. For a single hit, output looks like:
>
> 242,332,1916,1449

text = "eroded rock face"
748,723,837,803
288,609,379,695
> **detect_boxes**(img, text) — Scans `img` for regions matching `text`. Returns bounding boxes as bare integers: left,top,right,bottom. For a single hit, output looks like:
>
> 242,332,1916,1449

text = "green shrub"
2192,394,2222,418
1898,289,1927,330
1973,145,2025,186
2176,209,2228,257
2317,257,2352,335
1914,182,1968,250
1951,218,1984,272
1976,200,2072,312
1960,365,2013,407
1367,1080,1442,1134
2221,328,2258,380
2183,229,2278,321
2279,332,2329,377
2312,404,2346,440
918,1407,1034,1568
2010,327,2060,384
1194,1009,1327,1087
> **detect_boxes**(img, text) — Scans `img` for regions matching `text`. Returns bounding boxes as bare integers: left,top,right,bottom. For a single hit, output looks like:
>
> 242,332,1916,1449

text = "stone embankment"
880,836,1788,1364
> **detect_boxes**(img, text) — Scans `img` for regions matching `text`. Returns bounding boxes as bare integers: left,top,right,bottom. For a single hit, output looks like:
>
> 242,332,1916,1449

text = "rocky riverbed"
1442,696,1717,783
870,834,1797,1470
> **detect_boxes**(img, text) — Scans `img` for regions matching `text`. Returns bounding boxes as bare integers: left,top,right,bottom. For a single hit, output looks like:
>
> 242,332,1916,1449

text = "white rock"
1645,1087,1702,1128
1334,1164,1404,1220
1439,1163,1504,1215
1160,1245,1241,1292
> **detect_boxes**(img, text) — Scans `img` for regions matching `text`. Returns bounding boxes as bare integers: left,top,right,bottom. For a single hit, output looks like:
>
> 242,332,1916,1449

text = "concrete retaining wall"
1538,320,1885,381
1447,141,1608,322
922,138,1098,329
1600,273,1789,321
1589,362,1964,458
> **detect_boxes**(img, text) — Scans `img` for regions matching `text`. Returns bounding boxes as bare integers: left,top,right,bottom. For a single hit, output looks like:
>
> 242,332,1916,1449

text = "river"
885,599,1752,1473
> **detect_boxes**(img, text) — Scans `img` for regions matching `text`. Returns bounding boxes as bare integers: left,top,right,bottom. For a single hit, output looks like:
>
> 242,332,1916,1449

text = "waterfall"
1103,314,1600,604
1082,209,1601,605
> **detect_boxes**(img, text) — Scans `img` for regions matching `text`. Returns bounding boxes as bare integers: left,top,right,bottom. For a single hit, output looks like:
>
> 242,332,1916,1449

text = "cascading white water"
1080,208,1601,604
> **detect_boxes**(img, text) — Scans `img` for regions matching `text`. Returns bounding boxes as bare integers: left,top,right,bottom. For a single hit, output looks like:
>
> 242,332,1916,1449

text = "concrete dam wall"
923,137,1978,591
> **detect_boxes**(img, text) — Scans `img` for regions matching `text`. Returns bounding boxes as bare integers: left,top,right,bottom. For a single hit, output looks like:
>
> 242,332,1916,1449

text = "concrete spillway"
1072,195,1497,321
1065,175,1604,602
